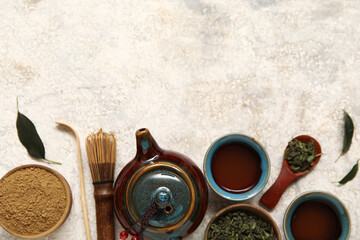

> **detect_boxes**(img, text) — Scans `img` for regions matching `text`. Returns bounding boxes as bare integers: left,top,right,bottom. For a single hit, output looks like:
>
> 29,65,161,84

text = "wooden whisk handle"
94,183,115,240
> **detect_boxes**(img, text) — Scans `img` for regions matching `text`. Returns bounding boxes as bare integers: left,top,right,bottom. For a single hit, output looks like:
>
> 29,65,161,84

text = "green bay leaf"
336,110,354,162
16,101,61,165
17,111,46,159
339,160,359,185
343,111,354,154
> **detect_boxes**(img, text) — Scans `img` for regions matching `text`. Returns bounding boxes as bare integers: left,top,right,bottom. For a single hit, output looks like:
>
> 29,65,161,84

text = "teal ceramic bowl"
284,191,351,240
203,134,270,201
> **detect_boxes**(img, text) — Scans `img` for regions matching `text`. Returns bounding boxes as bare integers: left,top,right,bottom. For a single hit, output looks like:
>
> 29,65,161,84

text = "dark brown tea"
291,200,342,240
211,142,262,193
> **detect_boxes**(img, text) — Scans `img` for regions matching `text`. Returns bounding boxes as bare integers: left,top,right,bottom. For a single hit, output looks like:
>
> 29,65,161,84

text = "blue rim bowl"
203,134,270,201
283,191,351,240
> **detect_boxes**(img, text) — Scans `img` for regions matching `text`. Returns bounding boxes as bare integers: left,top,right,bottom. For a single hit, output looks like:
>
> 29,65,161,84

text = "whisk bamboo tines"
86,129,116,183
86,129,116,240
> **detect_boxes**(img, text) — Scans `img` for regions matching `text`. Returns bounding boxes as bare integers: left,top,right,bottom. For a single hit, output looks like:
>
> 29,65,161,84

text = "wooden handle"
260,164,298,209
94,183,115,240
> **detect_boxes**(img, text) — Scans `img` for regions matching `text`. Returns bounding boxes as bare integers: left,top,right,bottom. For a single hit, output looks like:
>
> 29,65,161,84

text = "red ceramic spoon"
260,135,321,209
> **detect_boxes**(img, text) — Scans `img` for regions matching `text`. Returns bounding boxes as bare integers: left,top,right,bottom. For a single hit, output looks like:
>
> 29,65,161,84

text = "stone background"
0,0,359,239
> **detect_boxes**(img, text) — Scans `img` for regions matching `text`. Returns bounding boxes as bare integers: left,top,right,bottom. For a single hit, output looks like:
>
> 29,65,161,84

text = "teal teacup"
203,134,270,201
284,191,351,240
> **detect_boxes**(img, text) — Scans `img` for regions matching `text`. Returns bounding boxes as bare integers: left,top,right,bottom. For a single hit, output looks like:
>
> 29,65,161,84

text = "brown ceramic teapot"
114,128,208,240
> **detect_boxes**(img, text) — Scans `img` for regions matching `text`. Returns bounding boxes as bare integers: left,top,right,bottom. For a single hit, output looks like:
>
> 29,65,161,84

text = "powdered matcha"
0,167,67,235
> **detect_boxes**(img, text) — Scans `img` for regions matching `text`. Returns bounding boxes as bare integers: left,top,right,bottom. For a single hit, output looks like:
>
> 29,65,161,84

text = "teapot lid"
125,161,196,229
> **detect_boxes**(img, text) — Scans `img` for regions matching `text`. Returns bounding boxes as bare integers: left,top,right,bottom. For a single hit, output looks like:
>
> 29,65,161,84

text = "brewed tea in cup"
284,191,350,240
203,134,270,201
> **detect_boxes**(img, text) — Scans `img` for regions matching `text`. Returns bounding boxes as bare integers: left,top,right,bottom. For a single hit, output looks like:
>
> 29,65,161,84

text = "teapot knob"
154,187,174,214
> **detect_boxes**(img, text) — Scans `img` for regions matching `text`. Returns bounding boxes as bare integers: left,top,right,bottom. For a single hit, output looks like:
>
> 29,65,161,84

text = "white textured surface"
1,0,360,239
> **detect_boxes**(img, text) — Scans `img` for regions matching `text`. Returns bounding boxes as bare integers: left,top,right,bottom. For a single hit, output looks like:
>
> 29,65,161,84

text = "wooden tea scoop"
260,135,321,209
56,122,91,240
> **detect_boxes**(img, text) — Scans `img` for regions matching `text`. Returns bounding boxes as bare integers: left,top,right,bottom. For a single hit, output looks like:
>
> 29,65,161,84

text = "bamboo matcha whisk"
86,129,116,240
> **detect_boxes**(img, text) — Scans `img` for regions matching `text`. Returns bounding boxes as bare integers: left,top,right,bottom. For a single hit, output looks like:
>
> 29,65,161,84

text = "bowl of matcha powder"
0,164,72,239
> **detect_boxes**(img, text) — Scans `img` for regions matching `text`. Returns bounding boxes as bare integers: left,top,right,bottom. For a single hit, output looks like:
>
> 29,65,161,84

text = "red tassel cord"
120,203,159,240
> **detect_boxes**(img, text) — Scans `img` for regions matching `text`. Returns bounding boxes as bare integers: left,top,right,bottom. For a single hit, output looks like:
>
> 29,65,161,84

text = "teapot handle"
135,128,163,161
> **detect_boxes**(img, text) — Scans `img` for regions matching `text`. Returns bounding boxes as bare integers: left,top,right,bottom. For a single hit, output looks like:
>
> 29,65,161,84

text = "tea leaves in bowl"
207,210,277,240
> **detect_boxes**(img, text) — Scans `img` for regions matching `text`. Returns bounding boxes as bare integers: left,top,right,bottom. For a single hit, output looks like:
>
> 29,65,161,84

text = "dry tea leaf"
16,99,61,165
338,160,359,185
336,111,354,162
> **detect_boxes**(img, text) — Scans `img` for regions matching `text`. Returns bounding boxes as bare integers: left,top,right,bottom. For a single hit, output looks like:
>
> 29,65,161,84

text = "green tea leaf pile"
207,211,277,240
285,140,316,173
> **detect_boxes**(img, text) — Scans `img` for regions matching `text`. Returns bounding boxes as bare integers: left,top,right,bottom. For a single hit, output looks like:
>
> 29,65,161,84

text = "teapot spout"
135,128,162,161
